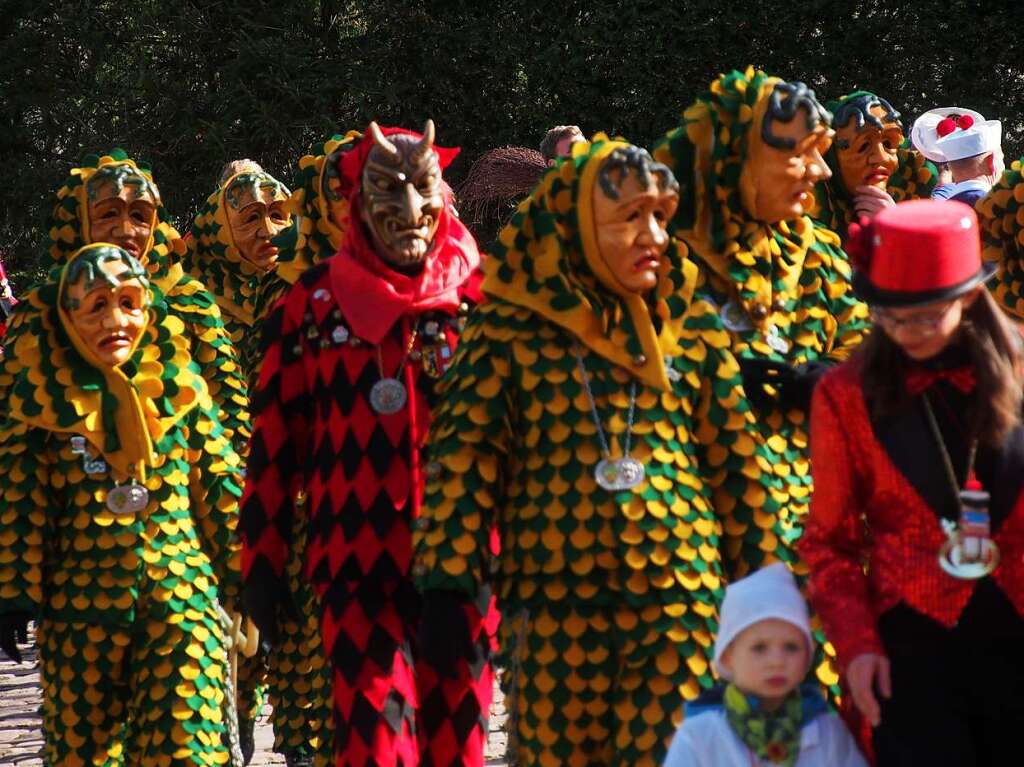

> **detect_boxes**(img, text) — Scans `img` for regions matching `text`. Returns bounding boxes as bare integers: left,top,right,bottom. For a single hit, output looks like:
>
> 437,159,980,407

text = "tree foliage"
2,0,1022,286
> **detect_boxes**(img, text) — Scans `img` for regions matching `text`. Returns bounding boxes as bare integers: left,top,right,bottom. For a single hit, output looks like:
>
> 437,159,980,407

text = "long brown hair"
861,289,1024,446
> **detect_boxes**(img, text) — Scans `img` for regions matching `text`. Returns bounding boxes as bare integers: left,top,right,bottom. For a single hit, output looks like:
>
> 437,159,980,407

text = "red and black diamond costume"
240,126,494,767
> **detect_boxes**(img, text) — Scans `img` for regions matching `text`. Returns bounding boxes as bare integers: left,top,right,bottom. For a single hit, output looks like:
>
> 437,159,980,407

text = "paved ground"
0,627,508,766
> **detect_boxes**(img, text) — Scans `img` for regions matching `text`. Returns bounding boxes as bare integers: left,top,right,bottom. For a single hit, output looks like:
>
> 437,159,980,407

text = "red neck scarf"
329,196,480,344
327,126,479,344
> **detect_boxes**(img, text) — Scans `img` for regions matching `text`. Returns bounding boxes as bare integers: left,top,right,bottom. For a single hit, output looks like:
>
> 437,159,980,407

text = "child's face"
719,619,808,710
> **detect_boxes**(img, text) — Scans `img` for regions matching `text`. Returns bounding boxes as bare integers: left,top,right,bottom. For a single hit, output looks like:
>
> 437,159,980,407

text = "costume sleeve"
688,306,796,581
0,421,56,615
800,375,884,668
239,298,310,581
188,406,244,607
976,161,1024,319
168,277,251,447
809,229,871,364
413,309,512,596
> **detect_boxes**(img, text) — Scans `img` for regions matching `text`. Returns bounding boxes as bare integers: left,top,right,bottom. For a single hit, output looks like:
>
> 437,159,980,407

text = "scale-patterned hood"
2,243,207,480
185,170,291,327
483,136,695,392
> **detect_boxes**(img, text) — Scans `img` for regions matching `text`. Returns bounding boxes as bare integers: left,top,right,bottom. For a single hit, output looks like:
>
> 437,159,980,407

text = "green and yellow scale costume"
812,90,937,234
413,138,759,767
976,158,1024,319
0,244,243,766
184,168,294,750
652,68,870,694
246,134,361,765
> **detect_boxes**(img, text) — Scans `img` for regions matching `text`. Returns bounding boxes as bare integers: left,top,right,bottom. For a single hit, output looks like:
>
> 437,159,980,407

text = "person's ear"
718,646,733,678
985,153,996,176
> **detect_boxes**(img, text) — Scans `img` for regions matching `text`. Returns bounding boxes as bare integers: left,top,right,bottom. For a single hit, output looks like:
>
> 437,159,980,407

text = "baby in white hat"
663,564,867,766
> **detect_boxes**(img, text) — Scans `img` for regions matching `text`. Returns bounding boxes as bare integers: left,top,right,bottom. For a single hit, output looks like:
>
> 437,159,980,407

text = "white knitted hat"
713,563,814,680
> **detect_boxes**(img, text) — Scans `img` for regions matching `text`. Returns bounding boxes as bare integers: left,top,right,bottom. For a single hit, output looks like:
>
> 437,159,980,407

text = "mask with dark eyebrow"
359,121,445,273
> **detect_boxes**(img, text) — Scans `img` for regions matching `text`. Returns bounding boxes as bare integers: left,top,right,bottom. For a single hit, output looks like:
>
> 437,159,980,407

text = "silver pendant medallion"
106,484,149,514
765,324,791,354
595,457,646,492
720,301,754,333
369,377,408,415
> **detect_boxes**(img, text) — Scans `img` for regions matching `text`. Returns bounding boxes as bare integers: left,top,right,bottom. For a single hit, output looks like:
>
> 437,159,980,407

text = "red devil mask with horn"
336,120,460,273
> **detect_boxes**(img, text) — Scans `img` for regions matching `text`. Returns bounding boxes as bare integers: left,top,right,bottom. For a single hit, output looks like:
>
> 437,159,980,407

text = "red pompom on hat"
850,199,996,307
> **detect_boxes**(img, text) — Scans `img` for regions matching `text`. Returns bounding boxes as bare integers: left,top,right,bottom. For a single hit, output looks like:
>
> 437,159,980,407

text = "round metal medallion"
106,484,149,514
369,377,408,415
594,457,646,492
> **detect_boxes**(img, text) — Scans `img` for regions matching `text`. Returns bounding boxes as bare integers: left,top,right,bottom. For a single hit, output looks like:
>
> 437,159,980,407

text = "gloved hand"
419,587,491,679
0,612,31,663
242,556,298,653
739,358,832,413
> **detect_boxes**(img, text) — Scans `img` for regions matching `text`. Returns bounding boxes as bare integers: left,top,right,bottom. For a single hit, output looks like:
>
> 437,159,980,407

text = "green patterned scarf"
723,683,804,766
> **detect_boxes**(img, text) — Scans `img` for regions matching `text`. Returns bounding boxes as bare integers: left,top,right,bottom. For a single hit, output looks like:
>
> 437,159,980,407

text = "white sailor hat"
911,107,1001,163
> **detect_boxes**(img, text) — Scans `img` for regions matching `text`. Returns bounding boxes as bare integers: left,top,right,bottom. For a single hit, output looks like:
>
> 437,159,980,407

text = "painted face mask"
60,244,151,368
86,164,159,261
224,172,291,269
833,95,903,194
591,146,679,295
359,122,445,272
743,81,835,224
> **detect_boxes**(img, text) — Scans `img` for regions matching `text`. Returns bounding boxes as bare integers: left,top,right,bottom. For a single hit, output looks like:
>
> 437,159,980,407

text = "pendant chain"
573,342,637,460
921,392,978,503
375,319,421,382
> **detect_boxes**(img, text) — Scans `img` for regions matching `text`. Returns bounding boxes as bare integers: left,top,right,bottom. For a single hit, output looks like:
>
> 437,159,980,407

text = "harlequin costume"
185,168,294,762
412,137,758,766
246,134,364,767
651,68,870,695
0,256,16,370
802,200,1024,764
241,124,492,767
0,243,243,766
812,90,937,235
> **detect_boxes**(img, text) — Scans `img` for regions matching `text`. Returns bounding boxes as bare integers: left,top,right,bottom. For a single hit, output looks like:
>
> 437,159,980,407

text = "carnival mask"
87,165,158,261
224,173,291,269
323,148,351,230
592,146,679,294
360,121,444,272
62,246,151,368
835,101,903,194
746,82,834,224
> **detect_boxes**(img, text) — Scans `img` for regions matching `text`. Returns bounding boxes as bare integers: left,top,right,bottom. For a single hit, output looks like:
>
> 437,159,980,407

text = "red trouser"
321,582,496,766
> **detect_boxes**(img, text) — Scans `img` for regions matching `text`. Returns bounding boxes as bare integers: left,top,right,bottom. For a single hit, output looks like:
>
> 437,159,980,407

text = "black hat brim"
853,262,998,308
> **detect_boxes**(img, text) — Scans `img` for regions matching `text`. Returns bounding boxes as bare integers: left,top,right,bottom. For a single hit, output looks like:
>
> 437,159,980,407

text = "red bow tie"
905,366,976,396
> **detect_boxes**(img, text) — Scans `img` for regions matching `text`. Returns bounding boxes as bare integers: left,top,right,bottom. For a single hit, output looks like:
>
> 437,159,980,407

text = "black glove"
0,612,30,663
242,556,298,653
739,358,832,413
419,588,491,679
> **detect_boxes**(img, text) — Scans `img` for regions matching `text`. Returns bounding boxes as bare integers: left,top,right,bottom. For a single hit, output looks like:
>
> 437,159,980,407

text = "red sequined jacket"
801,358,1024,668
239,263,478,651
